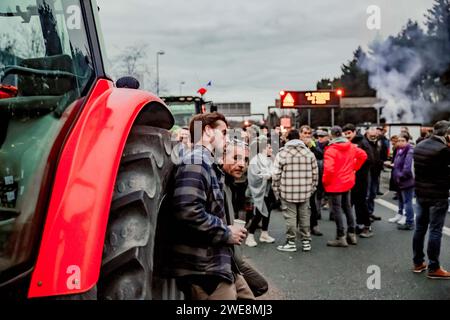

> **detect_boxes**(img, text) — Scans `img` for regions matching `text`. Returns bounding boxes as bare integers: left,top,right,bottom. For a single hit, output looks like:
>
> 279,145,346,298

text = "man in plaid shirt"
272,129,319,252
170,112,250,300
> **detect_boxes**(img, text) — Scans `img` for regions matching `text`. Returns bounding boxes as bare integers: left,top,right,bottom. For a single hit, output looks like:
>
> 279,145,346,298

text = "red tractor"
0,0,180,299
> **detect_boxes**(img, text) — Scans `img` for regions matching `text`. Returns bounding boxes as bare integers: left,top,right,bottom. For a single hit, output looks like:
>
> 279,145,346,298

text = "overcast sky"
97,0,434,115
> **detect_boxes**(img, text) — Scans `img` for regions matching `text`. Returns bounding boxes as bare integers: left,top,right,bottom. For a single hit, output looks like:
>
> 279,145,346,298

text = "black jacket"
309,144,324,161
223,175,268,297
413,136,450,200
378,135,389,162
352,134,373,174
365,135,384,174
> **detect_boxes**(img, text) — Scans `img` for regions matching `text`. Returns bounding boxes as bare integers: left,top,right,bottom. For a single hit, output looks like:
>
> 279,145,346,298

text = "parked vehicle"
0,0,180,300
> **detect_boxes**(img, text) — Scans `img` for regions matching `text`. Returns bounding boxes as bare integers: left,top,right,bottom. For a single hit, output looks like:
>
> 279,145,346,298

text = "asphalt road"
244,196,450,300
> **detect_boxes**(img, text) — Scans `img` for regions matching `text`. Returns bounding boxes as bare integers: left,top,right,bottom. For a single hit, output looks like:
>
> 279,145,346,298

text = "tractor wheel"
95,125,177,300
56,124,182,300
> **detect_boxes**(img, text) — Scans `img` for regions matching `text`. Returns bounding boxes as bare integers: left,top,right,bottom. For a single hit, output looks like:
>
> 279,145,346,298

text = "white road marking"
375,199,399,212
375,198,450,237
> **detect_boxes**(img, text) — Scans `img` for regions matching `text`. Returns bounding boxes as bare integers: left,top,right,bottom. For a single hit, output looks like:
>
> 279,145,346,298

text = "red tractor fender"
28,79,173,298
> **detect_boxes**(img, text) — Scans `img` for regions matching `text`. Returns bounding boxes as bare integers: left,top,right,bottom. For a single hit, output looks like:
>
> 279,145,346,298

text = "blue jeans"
398,187,415,225
367,172,379,215
413,198,449,271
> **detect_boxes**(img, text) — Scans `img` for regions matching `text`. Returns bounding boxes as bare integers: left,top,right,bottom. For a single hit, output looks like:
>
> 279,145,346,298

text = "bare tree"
0,25,45,58
25,26,45,58
150,78,169,95
109,43,152,90
1,25,45,79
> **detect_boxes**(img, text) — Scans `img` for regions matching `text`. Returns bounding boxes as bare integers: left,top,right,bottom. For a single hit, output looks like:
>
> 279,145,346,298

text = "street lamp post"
179,81,185,96
156,50,165,96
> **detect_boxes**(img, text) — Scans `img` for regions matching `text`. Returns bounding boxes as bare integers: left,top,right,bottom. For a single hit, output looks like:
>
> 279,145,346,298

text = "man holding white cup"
171,113,251,300
222,138,268,298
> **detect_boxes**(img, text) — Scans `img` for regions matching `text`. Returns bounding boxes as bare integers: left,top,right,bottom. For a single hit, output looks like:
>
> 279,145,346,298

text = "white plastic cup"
233,219,246,228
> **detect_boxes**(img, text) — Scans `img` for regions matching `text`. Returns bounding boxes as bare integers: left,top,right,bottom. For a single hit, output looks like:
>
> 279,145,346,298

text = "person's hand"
261,173,272,180
227,225,248,245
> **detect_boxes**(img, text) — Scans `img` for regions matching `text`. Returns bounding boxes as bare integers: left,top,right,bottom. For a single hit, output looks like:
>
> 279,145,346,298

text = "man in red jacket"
323,126,367,247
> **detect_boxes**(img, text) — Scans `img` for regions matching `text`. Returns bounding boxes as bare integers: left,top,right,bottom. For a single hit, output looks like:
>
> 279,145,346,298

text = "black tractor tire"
57,124,182,300
96,125,180,300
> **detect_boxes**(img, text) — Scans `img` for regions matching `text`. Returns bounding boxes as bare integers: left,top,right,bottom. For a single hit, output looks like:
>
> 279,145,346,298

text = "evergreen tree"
425,0,450,39
316,77,342,90
340,47,376,97
316,78,332,90
425,0,450,87
316,47,375,97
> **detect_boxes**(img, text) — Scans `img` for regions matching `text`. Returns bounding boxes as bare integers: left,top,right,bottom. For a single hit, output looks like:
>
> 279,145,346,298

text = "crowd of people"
168,112,450,300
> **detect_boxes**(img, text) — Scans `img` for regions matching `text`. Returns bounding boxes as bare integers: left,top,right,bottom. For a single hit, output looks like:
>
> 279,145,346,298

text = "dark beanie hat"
330,126,343,137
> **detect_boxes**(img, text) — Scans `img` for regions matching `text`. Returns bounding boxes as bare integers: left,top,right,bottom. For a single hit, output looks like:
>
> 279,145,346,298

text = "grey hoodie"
284,139,307,148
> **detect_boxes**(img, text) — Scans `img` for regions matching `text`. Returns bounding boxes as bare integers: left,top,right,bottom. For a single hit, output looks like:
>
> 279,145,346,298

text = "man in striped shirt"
170,112,250,300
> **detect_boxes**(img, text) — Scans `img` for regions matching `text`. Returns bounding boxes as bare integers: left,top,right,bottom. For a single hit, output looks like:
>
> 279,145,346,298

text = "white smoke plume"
360,38,428,123
359,21,450,124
